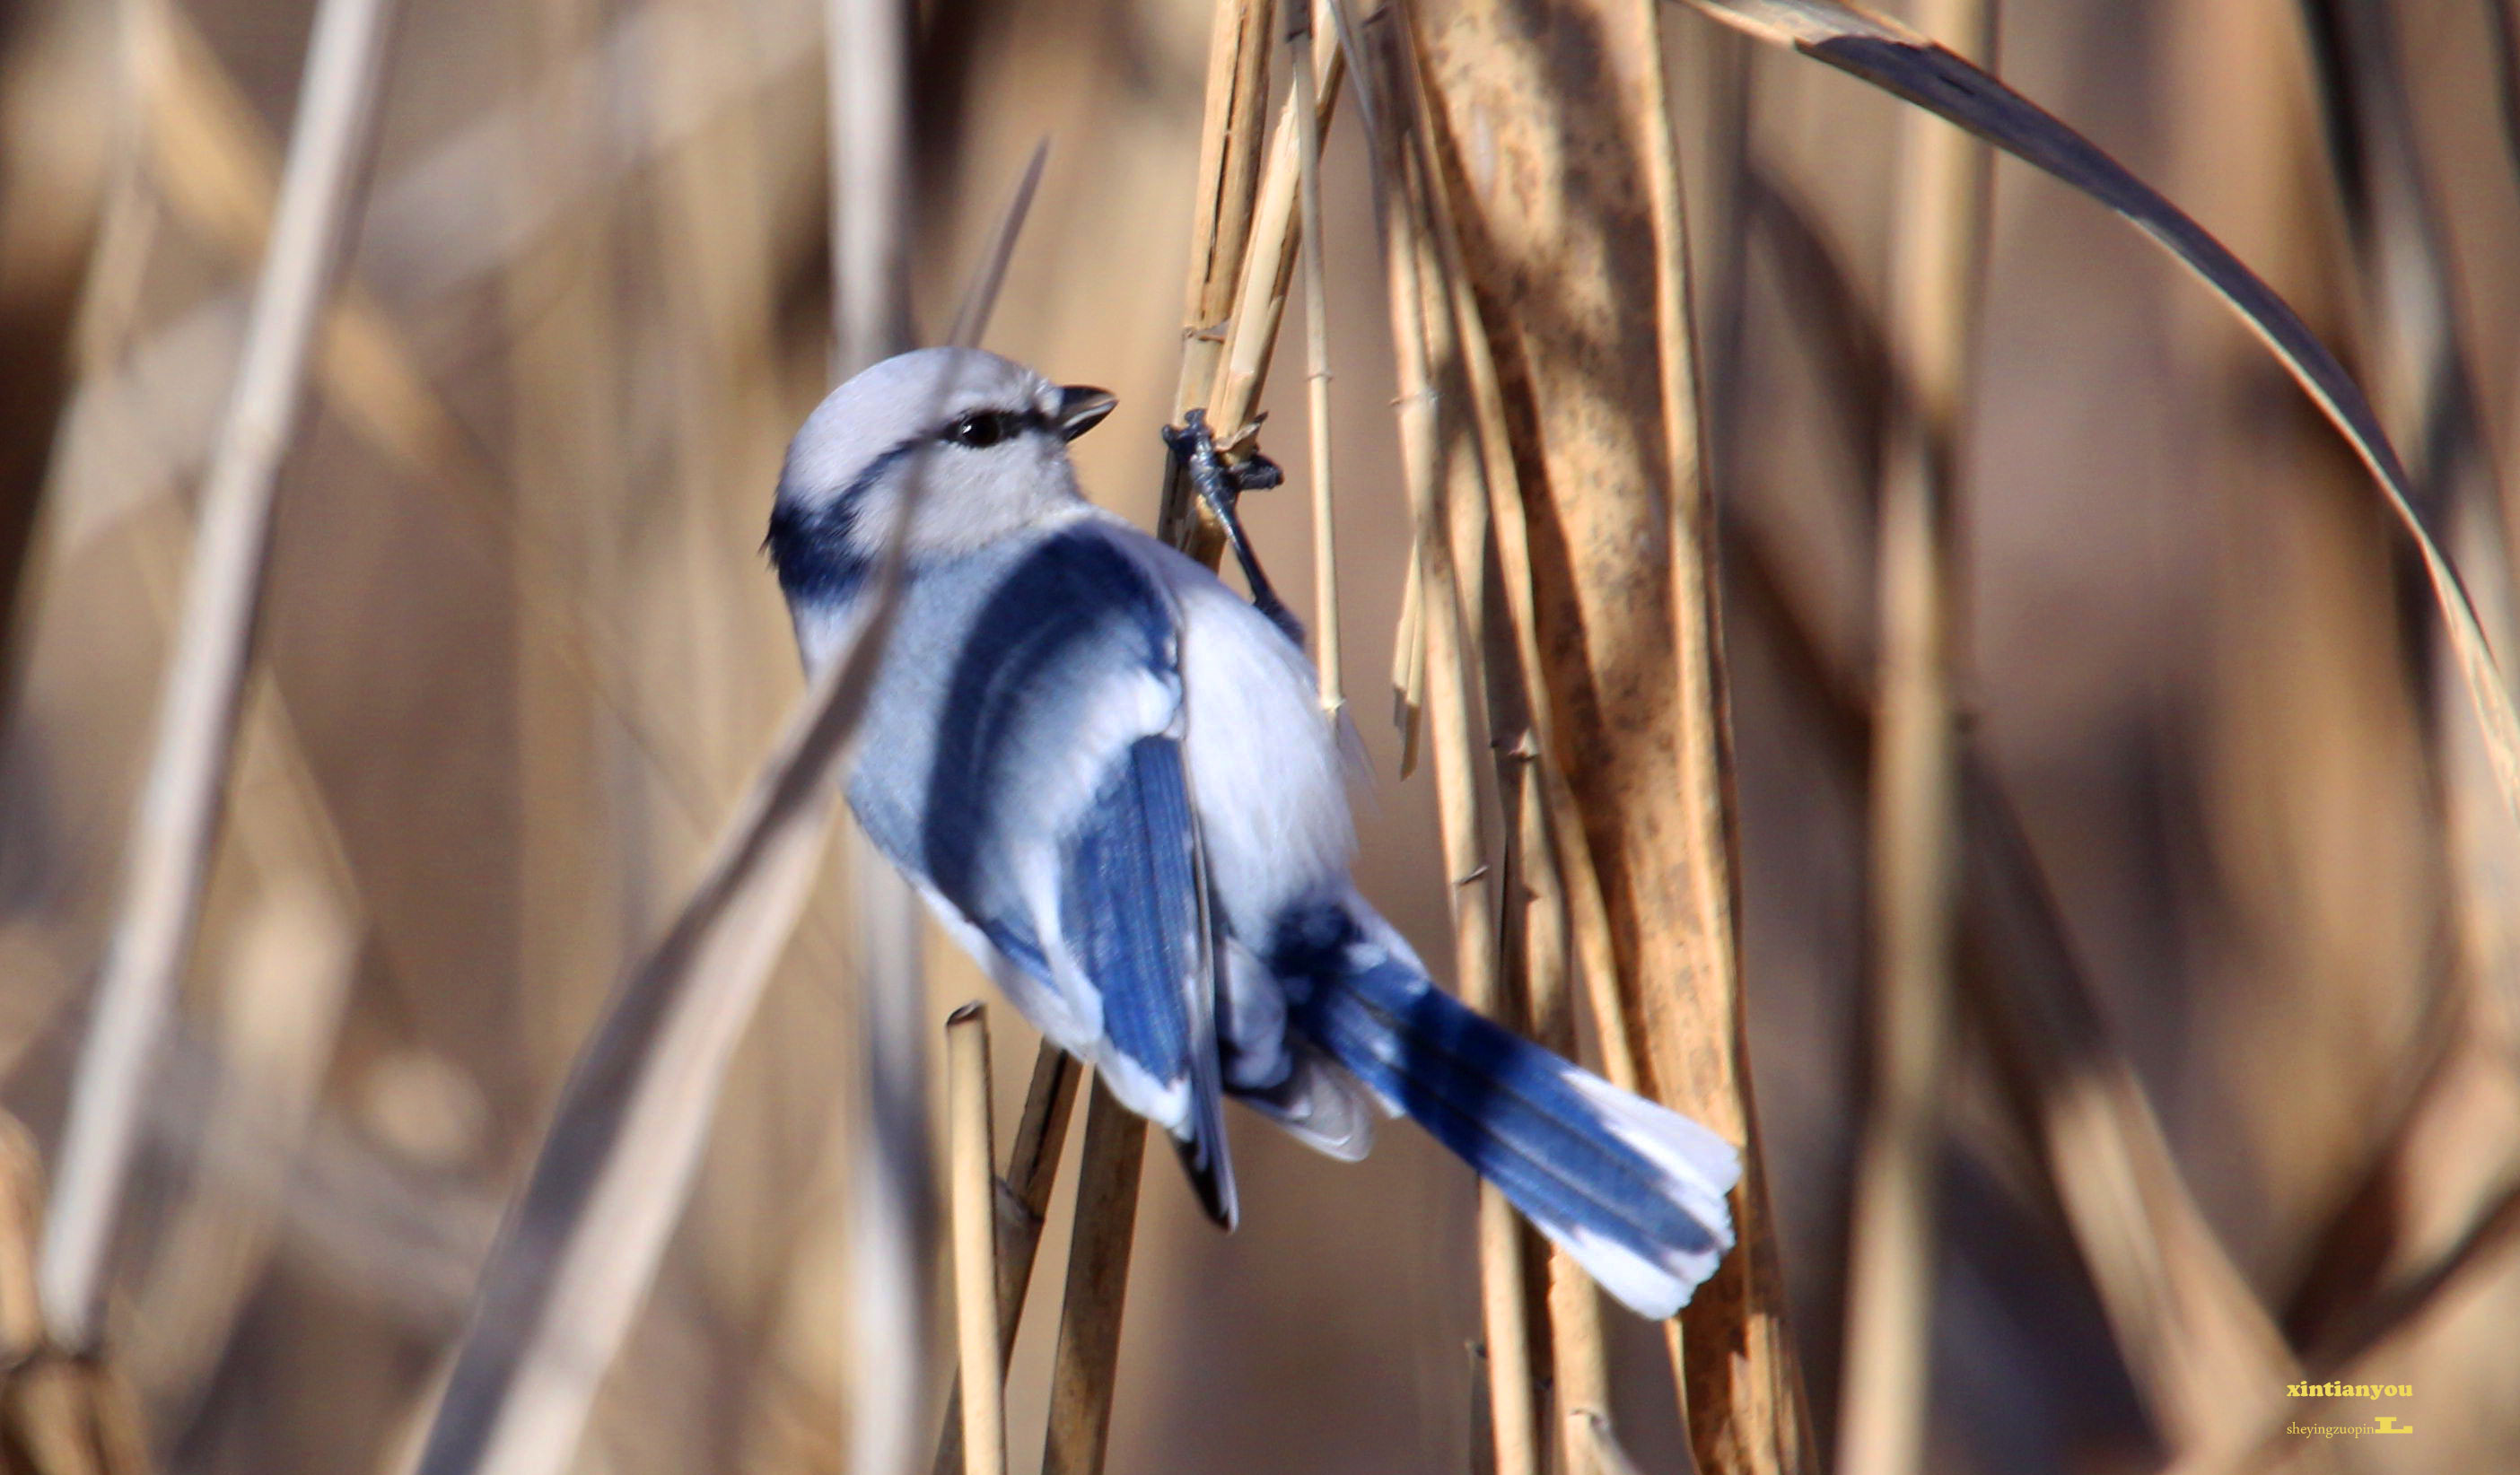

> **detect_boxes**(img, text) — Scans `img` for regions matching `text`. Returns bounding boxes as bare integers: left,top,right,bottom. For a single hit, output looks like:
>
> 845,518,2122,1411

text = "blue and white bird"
766,347,1739,1318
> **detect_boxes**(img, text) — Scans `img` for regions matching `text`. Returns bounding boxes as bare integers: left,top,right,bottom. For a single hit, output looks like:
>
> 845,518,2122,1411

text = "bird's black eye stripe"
939,407,1052,449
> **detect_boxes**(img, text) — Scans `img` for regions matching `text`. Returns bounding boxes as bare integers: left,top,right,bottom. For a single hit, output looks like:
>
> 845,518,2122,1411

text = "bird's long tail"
1285,920,1740,1319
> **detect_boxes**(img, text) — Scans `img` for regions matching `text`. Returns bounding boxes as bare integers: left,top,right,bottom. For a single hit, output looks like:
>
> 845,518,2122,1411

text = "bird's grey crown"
766,347,1096,597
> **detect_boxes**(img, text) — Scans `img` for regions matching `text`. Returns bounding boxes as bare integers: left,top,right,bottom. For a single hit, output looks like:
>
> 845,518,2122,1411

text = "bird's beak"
1055,385,1118,441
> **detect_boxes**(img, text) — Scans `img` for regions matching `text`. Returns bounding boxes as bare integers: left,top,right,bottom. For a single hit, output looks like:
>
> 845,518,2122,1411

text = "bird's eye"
943,411,1014,449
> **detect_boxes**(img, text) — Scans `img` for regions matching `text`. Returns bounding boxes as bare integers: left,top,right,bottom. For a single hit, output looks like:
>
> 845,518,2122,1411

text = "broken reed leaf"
1670,0,2520,830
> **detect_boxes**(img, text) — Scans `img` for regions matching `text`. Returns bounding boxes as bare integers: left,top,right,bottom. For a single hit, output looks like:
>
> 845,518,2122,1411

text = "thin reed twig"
1029,8,1299,1469
1158,0,1281,558
1355,19,1537,1475
1834,3,1992,1472
944,1005,1005,1475
39,0,401,1354
1288,0,1343,718
1038,1083,1145,1475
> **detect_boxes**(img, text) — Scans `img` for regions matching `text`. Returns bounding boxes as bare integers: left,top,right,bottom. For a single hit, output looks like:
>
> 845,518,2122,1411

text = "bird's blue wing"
883,526,1236,1225
1058,734,1235,1226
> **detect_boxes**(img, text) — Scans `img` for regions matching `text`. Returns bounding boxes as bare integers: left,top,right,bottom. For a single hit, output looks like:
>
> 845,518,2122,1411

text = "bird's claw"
1166,409,1304,646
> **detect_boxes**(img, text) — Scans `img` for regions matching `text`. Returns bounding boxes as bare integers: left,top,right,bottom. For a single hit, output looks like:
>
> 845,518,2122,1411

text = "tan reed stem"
945,1006,1006,1475
931,1044,1081,1475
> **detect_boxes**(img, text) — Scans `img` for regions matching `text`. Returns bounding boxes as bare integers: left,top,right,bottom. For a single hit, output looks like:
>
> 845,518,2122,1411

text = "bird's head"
766,347,1116,604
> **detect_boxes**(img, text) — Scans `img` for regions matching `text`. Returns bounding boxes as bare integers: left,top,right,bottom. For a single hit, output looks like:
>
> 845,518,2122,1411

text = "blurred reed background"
0,0,2516,1471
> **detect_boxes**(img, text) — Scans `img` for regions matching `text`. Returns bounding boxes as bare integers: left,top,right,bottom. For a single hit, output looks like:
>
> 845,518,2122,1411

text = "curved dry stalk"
403,512,923,1475
1666,0,2520,837
39,0,401,1355
1834,3,1992,1473
402,90,1038,1471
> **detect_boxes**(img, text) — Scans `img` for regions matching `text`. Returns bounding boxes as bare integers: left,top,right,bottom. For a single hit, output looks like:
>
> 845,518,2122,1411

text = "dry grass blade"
1354,19,1536,1475
1667,0,2520,834
38,0,400,1355
2296,0,2520,1044
1834,3,1991,1473
944,1006,1005,1475
947,141,1050,352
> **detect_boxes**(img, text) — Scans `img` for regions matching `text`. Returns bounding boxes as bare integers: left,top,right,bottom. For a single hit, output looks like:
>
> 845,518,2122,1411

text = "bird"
766,346,1739,1318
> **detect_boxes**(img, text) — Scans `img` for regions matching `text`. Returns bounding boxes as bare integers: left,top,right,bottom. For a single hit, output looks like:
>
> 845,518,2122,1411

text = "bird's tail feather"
1292,949,1739,1319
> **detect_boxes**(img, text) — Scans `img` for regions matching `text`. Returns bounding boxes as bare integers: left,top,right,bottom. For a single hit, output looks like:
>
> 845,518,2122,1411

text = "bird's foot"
1164,409,1303,644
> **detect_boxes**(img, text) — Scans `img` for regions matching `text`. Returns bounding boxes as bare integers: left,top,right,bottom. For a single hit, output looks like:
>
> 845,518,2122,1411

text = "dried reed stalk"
1354,21,1537,1475
944,1006,1005,1475
1029,7,1304,1470
1377,19,1638,1471
1404,0,1812,1468
39,0,400,1354
1834,2,1991,1472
